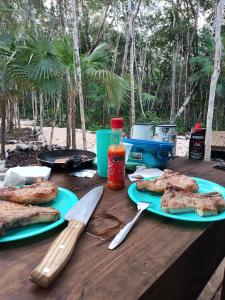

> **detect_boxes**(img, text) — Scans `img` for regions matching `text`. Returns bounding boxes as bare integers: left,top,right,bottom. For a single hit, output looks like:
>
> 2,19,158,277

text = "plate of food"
0,180,78,242
128,169,225,222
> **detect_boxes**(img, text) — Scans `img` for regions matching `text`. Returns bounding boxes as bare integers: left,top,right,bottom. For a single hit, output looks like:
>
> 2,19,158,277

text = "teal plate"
128,177,225,222
0,187,78,243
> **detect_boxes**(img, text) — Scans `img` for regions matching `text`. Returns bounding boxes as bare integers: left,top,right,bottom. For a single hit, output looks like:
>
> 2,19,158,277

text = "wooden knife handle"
29,220,85,287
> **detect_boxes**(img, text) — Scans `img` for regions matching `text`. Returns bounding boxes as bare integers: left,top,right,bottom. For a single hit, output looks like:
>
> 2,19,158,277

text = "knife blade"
30,186,104,287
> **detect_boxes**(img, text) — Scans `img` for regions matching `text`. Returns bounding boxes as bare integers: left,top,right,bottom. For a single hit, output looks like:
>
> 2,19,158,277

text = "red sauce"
107,144,125,190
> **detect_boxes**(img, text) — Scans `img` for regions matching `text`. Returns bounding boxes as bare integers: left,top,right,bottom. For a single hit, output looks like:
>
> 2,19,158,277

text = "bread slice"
161,186,225,217
136,169,198,193
0,180,58,204
0,200,60,236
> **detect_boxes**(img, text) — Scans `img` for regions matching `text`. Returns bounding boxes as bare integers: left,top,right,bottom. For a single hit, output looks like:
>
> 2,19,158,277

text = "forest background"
0,0,224,155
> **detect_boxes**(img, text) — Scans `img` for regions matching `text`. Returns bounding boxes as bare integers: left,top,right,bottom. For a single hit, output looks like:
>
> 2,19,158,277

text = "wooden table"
1,157,225,300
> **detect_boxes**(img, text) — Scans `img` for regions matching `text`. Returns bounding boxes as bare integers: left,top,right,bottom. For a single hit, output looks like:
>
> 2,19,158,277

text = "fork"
108,201,151,250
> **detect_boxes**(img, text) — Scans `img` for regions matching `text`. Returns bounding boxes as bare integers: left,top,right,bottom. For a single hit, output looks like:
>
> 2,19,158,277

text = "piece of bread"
161,186,225,217
136,169,198,193
0,179,58,204
0,200,60,236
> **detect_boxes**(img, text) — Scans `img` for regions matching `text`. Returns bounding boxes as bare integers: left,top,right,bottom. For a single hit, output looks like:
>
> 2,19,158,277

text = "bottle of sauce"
189,122,206,160
107,118,126,190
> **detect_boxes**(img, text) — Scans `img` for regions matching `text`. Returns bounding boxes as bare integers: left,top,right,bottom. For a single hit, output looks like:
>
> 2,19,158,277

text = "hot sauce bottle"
107,118,126,190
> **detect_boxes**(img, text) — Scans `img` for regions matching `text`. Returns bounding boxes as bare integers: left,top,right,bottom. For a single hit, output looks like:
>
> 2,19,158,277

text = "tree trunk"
121,32,130,77
57,0,74,148
177,35,184,110
121,0,143,77
22,92,26,118
0,97,6,158
71,0,87,149
88,3,111,53
32,90,38,132
17,103,20,129
134,39,147,120
9,100,14,131
112,31,121,72
183,27,191,125
116,0,141,117
173,86,197,121
50,95,61,149
31,91,35,126
39,93,43,134
66,85,77,150
116,30,130,117
204,0,225,161
128,0,135,124
57,0,68,34
170,0,178,123
71,90,76,149
81,0,91,51
15,101,20,129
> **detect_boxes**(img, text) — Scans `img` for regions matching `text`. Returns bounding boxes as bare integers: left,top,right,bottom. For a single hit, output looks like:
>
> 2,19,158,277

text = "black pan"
37,149,96,169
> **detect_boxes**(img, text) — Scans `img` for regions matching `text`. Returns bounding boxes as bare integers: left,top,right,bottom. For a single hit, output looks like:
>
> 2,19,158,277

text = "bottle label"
189,129,206,160
108,154,125,185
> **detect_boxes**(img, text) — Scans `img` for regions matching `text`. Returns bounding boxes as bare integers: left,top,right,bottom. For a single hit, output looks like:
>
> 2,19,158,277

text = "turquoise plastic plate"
0,187,78,243
128,177,225,222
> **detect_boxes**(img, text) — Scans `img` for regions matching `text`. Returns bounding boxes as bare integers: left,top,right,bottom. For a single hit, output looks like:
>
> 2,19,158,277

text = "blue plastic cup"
96,129,112,177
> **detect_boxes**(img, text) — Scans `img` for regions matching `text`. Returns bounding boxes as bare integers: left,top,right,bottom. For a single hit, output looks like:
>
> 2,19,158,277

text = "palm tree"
0,33,18,157
72,0,87,149
0,29,128,154
82,44,128,107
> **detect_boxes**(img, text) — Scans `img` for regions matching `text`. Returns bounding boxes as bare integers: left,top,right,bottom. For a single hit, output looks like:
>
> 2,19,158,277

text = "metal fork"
108,201,151,250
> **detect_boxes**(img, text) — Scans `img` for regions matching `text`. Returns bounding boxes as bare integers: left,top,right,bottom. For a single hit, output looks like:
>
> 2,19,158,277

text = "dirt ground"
14,122,224,158
3,120,190,156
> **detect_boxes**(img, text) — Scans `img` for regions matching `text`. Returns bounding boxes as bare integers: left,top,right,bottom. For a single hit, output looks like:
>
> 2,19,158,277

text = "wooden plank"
197,258,225,300
212,145,225,151
212,131,225,148
140,221,225,300
220,268,225,300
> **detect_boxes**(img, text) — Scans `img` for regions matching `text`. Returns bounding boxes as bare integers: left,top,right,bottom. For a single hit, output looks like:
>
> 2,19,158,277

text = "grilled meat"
0,200,60,236
136,169,198,193
161,186,225,216
0,180,58,204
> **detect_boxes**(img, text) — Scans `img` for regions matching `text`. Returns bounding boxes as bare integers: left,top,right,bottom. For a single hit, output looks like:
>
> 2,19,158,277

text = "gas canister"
189,123,206,160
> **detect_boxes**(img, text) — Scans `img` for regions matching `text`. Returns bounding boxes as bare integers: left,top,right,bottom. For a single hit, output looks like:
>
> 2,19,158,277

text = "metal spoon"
108,201,151,250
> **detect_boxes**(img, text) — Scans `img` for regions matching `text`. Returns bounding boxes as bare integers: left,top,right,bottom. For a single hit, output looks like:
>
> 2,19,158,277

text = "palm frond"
84,67,129,105
38,76,64,96
21,30,61,80
54,37,74,70
190,56,213,82
82,43,109,71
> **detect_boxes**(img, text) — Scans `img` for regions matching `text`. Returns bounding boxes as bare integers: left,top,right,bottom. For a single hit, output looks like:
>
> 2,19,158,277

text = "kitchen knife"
30,186,104,287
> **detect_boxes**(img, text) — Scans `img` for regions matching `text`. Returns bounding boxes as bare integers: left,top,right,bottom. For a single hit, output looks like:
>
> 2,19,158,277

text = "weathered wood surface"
198,257,225,300
212,131,225,149
220,267,225,299
1,158,225,300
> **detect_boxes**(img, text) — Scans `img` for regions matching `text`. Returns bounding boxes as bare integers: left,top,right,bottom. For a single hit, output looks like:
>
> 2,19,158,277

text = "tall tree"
204,0,225,161
170,0,178,123
57,0,75,148
0,97,6,158
128,0,135,124
71,0,87,149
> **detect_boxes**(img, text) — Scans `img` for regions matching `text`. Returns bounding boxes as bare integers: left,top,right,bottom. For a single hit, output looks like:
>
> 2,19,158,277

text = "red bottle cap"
194,123,202,129
111,118,124,129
